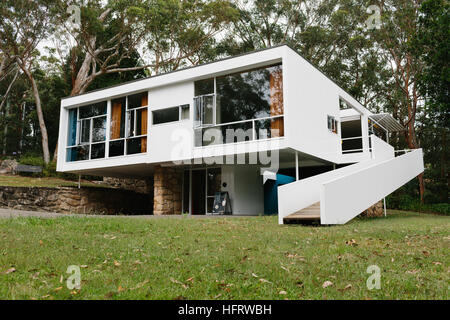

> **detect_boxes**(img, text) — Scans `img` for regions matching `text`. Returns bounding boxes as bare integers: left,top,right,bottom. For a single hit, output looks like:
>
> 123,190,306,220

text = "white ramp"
278,136,424,225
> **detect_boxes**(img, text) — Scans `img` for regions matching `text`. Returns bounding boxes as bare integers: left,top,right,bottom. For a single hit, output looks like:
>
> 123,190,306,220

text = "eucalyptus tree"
370,0,427,201
0,0,56,163
50,0,237,160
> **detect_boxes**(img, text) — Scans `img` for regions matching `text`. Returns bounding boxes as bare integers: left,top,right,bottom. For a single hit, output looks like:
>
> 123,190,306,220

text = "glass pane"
207,168,221,196
91,143,105,159
127,110,134,137
194,78,214,96
193,98,202,128
203,95,214,125
109,140,125,157
66,145,89,162
255,117,284,139
194,128,203,147
92,116,106,142
79,101,107,119
153,107,179,125
200,122,254,146
128,92,148,109
181,105,190,120
127,137,144,155
221,122,253,144
216,64,282,124
342,138,363,153
111,97,126,139
135,108,148,135
80,119,90,144
67,108,77,146
182,170,190,214
207,197,214,214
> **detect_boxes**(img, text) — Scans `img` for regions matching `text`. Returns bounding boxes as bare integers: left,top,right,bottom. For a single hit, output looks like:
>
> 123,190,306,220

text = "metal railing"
195,115,284,147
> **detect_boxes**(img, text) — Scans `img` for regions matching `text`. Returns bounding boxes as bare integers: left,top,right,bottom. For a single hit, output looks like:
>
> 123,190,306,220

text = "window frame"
327,115,339,134
152,104,191,125
193,64,285,147
66,92,148,163
66,104,107,162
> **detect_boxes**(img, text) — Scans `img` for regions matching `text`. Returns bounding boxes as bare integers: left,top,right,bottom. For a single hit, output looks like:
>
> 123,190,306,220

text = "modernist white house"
57,45,424,224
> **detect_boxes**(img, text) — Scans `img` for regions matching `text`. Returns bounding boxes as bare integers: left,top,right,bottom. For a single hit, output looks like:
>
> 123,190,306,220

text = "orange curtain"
270,68,284,137
141,94,148,153
111,100,122,140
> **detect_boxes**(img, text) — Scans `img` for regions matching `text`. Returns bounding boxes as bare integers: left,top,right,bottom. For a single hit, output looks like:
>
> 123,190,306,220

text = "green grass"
0,211,448,300
0,174,109,188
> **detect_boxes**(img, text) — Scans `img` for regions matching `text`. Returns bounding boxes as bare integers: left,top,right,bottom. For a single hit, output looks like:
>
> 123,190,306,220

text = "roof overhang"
369,113,404,132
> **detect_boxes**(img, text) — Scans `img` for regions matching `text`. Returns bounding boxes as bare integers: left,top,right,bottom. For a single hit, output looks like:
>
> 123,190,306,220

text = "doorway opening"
182,167,222,215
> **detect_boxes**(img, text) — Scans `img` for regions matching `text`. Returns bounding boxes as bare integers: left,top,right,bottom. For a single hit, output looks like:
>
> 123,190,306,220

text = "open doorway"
183,168,222,215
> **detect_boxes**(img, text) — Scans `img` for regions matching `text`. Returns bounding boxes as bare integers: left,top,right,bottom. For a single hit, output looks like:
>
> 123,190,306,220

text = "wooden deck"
283,202,321,224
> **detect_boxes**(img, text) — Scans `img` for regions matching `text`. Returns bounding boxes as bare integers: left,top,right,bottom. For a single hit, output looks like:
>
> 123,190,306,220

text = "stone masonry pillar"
153,165,183,215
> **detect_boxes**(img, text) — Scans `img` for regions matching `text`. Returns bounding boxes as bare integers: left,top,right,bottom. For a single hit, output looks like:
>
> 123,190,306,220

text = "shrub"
387,194,450,215
18,155,45,167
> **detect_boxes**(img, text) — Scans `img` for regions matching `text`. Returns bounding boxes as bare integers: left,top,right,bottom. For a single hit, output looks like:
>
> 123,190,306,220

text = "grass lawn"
0,174,108,188
0,210,448,300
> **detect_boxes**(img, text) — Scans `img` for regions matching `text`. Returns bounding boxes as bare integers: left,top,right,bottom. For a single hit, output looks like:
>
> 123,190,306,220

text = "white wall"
283,47,372,164
222,165,264,215
320,148,424,224
283,48,340,163
148,81,195,163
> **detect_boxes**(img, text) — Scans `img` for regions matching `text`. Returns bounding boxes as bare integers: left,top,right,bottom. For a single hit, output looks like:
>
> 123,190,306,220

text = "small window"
153,107,180,124
181,104,190,120
327,115,338,134
340,98,351,110
152,104,190,124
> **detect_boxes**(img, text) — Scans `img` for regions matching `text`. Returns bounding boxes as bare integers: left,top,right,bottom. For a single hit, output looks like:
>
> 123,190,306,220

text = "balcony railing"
194,115,284,147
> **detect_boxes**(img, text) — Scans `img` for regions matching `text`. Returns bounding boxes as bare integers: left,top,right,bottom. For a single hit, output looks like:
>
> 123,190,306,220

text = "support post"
383,197,387,217
189,168,192,216
78,174,81,189
295,151,299,181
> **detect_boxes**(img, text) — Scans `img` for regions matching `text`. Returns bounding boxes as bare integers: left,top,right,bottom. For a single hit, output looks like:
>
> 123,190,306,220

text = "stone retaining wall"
102,177,152,194
360,200,385,218
0,186,152,215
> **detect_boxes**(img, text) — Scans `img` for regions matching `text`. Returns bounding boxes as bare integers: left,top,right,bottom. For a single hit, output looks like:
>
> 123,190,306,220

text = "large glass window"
109,92,148,157
66,101,107,162
193,64,284,146
216,65,283,123
66,92,148,162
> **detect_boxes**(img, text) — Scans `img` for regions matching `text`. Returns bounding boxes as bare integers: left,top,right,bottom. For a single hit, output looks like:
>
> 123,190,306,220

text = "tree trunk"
19,62,50,164
405,114,425,203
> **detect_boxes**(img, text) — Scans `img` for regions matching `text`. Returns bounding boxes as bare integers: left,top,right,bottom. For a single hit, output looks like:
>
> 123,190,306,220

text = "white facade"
57,45,423,223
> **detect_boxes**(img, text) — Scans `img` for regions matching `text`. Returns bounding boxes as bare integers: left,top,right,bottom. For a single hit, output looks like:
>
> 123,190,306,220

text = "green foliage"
412,0,450,119
18,155,77,180
387,194,450,215
18,155,45,167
